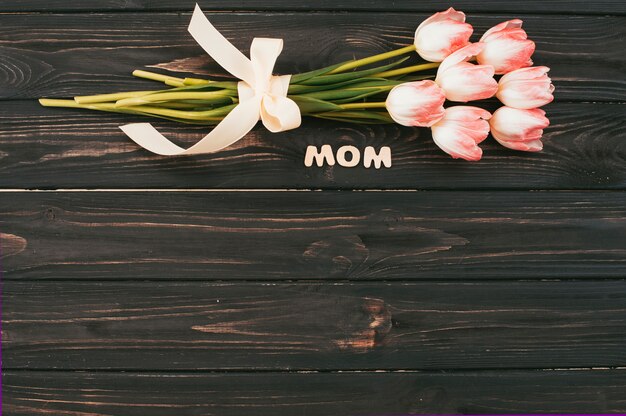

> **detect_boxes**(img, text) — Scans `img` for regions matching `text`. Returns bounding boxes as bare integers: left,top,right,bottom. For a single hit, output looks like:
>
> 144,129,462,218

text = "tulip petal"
497,66,554,109
477,20,535,75
415,20,473,62
499,138,543,152
385,80,446,127
432,126,483,160
414,8,473,62
478,37,535,74
480,19,523,42
490,106,549,152
437,62,498,102
437,42,485,75
431,106,491,161
416,7,466,32
500,65,549,80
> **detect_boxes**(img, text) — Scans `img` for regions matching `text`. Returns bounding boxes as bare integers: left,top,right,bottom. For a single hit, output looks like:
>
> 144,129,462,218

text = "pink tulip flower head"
431,106,492,161
435,43,498,102
414,8,473,62
477,19,535,75
497,66,555,109
385,80,446,127
490,107,549,152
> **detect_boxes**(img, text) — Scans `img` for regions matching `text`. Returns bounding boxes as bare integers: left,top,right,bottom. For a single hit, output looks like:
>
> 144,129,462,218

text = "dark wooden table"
2,1,626,414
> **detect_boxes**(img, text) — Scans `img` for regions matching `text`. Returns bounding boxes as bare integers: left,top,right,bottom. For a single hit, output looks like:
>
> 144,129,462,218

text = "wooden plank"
1,102,625,190
2,191,626,280
1,0,624,14
4,370,626,415
4,281,626,370
0,13,623,102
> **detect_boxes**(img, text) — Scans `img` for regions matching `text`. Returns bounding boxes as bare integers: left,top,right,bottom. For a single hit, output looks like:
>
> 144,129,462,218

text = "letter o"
336,145,361,168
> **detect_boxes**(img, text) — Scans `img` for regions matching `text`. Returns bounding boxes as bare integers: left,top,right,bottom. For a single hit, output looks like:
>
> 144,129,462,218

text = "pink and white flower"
477,19,535,75
497,66,554,109
414,8,473,62
431,106,492,161
490,107,549,152
385,80,446,127
435,43,498,102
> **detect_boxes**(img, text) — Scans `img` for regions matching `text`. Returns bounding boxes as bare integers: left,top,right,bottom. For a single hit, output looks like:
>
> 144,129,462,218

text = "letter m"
304,145,335,167
363,146,392,169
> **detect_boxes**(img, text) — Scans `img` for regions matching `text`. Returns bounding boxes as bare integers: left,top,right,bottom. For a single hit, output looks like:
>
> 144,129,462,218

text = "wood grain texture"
2,191,626,281
4,370,626,415
1,0,625,14
2,1,626,411
0,13,624,102
4,281,626,370
1,102,625,189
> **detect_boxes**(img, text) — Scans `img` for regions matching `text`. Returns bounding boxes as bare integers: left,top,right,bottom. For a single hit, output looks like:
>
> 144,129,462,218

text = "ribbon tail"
120,98,261,156
188,4,255,85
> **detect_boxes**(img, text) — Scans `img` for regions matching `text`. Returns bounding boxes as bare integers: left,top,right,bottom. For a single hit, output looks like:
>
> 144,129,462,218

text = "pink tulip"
477,19,535,75
414,8,473,62
435,43,498,102
431,106,492,161
497,66,555,109
385,80,446,127
490,107,549,152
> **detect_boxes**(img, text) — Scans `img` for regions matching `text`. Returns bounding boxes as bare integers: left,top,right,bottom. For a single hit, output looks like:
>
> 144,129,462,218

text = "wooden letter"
304,145,335,167
336,145,360,168
363,146,392,169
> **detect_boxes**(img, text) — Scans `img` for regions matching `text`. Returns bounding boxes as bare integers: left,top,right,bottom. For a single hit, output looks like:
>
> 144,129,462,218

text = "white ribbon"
119,4,301,155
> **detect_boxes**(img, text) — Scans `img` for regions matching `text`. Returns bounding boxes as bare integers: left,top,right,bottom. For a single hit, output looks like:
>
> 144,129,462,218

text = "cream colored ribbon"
119,4,301,155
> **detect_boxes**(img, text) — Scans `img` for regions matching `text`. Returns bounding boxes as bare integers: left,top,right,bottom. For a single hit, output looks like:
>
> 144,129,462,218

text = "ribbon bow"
120,4,301,155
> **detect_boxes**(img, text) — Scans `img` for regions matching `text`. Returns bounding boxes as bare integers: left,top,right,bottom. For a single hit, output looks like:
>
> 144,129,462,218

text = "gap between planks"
5,367,626,374
4,189,626,192
1,10,625,17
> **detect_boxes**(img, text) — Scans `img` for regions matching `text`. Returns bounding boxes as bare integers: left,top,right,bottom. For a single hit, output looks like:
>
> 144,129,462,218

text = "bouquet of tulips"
40,8,554,161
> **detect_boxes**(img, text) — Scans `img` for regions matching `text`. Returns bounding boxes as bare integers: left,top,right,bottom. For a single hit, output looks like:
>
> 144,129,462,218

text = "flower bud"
414,8,473,62
435,43,498,102
490,107,549,152
385,80,446,127
431,106,492,161
497,66,554,109
477,19,535,75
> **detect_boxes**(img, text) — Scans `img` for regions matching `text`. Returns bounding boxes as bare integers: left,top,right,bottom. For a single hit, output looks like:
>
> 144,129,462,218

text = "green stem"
74,91,156,104
128,105,228,120
132,70,185,86
116,91,237,107
375,62,439,78
40,98,86,109
183,77,211,86
327,44,416,74
338,102,387,110
39,98,226,122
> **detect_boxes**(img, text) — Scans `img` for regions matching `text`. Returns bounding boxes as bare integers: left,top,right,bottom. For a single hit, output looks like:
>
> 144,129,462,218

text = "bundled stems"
39,44,440,125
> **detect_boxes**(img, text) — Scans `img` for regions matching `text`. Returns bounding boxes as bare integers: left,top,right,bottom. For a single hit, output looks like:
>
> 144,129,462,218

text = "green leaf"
387,74,436,83
313,110,394,124
148,82,238,94
332,89,390,104
297,57,410,86
130,112,220,125
289,96,343,114
299,87,383,101
289,61,351,84
340,79,400,89
288,77,400,94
